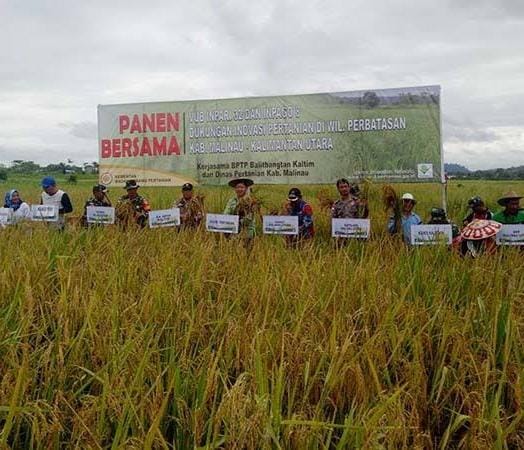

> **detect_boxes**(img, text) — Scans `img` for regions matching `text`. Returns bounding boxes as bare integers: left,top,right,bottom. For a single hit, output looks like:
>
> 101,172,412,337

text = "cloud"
0,0,523,169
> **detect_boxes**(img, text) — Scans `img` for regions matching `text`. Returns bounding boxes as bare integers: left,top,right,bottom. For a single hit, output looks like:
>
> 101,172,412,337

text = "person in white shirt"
3,189,31,224
40,176,73,229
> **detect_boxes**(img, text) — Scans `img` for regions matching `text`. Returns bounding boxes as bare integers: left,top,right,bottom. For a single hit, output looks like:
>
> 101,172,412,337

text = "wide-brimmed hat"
461,219,502,240
93,184,108,193
288,187,302,201
228,178,253,188
497,191,522,206
124,180,139,190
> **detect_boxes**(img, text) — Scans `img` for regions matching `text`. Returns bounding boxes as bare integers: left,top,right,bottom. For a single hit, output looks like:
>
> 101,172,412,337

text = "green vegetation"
0,177,523,448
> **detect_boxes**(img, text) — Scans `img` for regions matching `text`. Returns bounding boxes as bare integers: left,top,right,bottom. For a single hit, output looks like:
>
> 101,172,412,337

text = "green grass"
0,176,523,448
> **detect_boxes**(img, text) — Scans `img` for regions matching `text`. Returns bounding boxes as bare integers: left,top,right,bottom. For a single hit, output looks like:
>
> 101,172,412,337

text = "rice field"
0,176,523,449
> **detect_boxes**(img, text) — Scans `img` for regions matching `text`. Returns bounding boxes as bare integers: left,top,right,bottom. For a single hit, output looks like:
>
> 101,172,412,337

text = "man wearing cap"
223,178,258,241
492,191,524,224
283,187,314,246
387,192,422,244
174,183,204,230
463,196,492,226
81,184,112,227
116,180,151,228
40,176,73,230
331,179,369,219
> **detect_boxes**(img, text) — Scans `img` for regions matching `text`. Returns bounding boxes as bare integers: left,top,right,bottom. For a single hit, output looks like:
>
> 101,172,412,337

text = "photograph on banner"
31,205,59,222
263,215,299,235
496,224,524,246
98,85,442,187
86,206,115,225
411,224,452,245
206,214,239,234
149,208,181,228
332,218,370,239
0,208,13,227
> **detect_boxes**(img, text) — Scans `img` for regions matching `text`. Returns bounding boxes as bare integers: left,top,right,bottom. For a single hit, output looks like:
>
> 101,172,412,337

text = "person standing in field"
331,179,369,219
40,176,73,230
116,180,150,228
387,192,422,244
4,189,31,223
174,183,204,230
223,178,258,243
81,184,112,227
283,187,314,247
492,191,524,224
463,196,492,226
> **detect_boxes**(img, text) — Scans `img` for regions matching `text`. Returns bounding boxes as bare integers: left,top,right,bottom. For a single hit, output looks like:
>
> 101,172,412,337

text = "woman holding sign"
223,178,258,244
3,189,31,223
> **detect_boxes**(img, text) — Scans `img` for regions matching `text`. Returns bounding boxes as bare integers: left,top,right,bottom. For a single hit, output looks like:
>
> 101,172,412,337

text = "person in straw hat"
492,191,524,224
116,180,151,228
459,219,502,257
223,178,258,242
387,192,422,244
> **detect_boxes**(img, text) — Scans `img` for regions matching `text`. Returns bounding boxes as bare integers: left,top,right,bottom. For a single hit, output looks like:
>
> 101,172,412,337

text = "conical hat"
461,219,502,240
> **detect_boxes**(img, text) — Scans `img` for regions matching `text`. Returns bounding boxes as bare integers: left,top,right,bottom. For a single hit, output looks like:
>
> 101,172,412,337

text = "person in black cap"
81,184,112,227
282,187,314,246
427,207,460,244
174,183,204,230
223,178,258,241
116,180,151,228
463,196,492,226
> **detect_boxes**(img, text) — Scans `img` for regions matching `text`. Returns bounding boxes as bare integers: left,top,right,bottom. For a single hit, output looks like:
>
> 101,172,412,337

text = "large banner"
98,85,442,186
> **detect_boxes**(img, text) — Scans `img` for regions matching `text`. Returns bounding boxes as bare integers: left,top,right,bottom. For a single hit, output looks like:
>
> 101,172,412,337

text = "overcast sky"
1,0,523,169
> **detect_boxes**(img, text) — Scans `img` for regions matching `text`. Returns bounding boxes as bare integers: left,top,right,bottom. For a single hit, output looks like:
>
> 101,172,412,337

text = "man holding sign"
40,177,73,230
174,183,204,230
81,184,112,227
331,179,369,220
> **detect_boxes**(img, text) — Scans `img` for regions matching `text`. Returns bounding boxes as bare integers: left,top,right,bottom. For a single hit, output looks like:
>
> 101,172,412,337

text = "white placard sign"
31,205,59,222
263,215,299,235
331,218,370,239
86,206,115,225
148,208,181,228
0,208,13,226
411,224,452,245
496,224,524,246
206,214,239,234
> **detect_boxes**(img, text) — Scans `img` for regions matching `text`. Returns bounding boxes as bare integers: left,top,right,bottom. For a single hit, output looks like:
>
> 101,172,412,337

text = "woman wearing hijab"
4,189,31,223
282,187,314,247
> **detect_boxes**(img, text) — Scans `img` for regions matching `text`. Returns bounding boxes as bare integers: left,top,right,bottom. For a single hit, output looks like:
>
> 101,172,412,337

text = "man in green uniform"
174,183,204,230
116,180,151,228
81,184,111,227
492,191,524,224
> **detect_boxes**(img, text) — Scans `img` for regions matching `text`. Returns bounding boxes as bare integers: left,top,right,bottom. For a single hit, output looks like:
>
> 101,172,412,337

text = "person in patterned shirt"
174,183,204,230
116,180,151,228
81,184,112,227
331,179,368,219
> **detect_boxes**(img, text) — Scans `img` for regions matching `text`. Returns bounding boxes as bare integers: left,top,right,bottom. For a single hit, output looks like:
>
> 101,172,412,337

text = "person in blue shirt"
387,193,422,244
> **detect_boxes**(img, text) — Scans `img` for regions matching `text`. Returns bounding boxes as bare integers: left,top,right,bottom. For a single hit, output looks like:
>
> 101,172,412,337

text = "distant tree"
0,169,7,181
10,160,41,174
67,174,78,184
362,91,380,108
